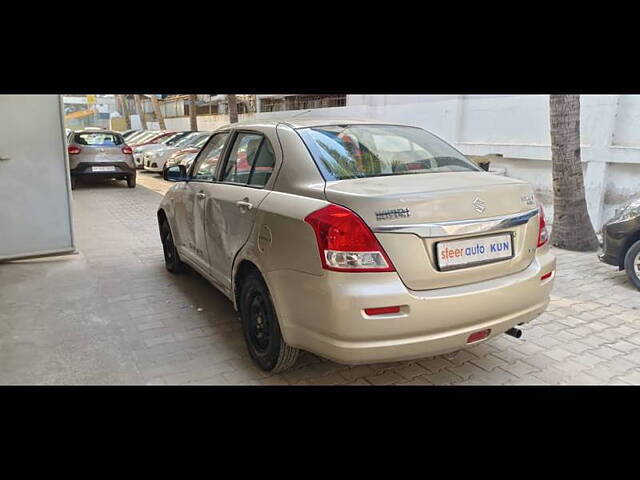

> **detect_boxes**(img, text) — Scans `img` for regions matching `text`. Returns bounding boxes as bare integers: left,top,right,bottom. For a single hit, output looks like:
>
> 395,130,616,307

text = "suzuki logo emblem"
472,197,486,214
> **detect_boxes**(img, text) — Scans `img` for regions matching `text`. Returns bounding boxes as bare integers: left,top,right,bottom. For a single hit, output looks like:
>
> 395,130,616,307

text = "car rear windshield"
127,131,158,143
173,132,210,148
74,132,124,146
155,133,179,144
298,124,480,181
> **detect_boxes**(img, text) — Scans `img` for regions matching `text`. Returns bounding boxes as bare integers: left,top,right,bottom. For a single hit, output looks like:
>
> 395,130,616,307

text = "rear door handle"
197,192,206,199
236,199,253,210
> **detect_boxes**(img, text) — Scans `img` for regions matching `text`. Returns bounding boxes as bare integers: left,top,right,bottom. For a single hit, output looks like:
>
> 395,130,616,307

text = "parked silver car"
67,129,136,189
158,119,555,372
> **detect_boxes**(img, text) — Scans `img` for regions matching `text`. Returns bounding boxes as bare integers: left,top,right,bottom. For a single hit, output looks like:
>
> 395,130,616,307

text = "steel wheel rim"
248,292,271,353
163,226,174,263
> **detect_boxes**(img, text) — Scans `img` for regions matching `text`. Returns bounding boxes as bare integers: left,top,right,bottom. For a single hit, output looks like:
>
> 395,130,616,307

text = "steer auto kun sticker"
437,233,513,271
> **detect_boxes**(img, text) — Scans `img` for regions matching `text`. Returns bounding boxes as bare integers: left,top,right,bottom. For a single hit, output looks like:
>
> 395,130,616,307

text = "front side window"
298,124,480,181
192,133,229,181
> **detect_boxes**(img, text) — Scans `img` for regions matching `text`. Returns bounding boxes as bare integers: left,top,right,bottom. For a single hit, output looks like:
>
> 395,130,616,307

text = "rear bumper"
70,162,135,177
266,249,556,365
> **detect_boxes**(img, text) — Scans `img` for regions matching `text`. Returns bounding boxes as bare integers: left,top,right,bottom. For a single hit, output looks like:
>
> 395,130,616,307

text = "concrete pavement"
1,174,639,385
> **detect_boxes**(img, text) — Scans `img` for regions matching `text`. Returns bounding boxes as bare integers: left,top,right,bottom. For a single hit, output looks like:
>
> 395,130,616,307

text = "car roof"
213,117,415,131
73,129,123,136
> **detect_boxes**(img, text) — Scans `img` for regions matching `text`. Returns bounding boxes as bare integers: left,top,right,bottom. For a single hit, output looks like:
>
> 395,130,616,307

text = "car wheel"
624,240,640,290
127,175,136,188
239,270,299,372
160,219,186,274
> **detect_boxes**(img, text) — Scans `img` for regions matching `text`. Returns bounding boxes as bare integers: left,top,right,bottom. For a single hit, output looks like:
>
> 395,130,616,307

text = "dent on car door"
203,132,277,291
178,132,230,269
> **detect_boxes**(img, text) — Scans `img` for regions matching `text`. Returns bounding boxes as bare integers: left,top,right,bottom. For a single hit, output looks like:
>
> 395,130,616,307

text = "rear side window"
74,133,124,146
221,133,275,187
249,139,275,187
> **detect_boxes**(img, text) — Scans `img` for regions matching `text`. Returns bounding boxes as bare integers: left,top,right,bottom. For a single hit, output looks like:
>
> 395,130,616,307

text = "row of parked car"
65,119,640,374
65,127,212,189
121,128,212,174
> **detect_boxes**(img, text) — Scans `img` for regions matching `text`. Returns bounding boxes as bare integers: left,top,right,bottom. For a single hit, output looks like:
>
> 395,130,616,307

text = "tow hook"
505,327,522,339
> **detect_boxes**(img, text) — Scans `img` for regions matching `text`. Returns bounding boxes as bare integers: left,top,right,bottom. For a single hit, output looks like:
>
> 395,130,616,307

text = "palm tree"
134,95,147,129
549,95,599,251
227,94,238,123
189,95,198,131
149,95,166,129
117,95,131,129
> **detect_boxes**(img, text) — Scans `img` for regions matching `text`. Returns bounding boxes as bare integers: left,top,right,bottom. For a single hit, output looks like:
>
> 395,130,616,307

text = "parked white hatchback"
143,131,211,173
158,119,556,372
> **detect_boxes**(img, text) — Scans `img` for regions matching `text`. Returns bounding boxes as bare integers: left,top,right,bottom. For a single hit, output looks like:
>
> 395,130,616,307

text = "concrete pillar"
582,95,619,230
584,161,608,230
450,94,465,144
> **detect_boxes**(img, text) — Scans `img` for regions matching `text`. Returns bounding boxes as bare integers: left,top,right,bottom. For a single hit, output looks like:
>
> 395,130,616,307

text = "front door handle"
236,199,253,210
0,156,9,161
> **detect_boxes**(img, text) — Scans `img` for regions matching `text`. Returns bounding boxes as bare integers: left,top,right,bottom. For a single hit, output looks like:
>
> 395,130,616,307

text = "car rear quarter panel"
272,124,326,199
231,124,330,308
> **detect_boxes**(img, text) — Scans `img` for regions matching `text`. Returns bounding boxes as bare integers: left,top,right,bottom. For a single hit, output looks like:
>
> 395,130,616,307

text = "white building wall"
153,95,640,230
343,95,640,230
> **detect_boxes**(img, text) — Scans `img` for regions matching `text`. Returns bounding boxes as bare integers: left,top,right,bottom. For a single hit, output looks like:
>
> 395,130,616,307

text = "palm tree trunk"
149,95,166,129
189,95,198,131
134,95,147,129
549,95,599,251
118,95,131,129
227,94,238,123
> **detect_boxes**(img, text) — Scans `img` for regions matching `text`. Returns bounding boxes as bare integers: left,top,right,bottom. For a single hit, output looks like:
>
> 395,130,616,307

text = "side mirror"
164,165,187,182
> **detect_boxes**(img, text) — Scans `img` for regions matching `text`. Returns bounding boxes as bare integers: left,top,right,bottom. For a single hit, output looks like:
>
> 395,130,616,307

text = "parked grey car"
599,195,640,289
67,129,136,189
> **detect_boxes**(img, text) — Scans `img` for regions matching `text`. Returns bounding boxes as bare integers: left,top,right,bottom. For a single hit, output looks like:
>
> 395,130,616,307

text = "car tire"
239,270,299,372
127,175,136,188
624,240,640,290
160,219,186,274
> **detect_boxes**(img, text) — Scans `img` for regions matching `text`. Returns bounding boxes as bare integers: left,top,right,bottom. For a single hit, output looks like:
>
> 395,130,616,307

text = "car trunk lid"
324,172,541,290
76,144,126,163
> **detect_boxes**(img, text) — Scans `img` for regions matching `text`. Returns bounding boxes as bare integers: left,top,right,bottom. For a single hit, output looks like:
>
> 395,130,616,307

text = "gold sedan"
158,119,555,372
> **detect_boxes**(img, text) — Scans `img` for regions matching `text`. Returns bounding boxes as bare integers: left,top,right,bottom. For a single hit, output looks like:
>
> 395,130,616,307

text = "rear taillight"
122,146,133,154
537,204,549,247
68,145,81,155
304,204,395,272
